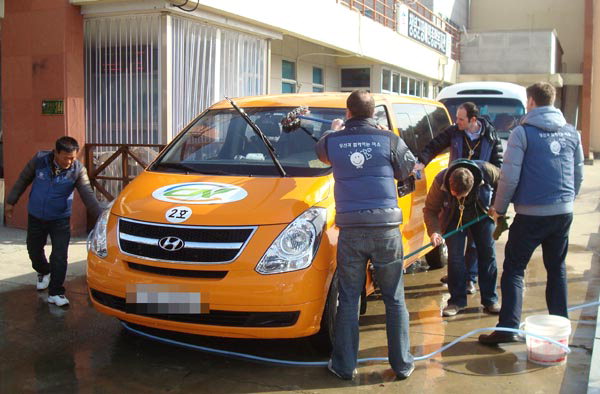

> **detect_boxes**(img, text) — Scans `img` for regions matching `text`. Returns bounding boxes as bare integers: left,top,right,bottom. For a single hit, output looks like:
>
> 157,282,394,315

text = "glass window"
392,74,400,93
439,97,526,139
313,67,323,85
313,86,324,93
374,105,391,129
415,80,422,97
282,82,295,94
408,78,416,96
151,107,346,177
341,68,371,88
392,103,433,155
401,76,408,94
422,82,430,98
424,105,451,138
282,60,296,80
382,69,391,91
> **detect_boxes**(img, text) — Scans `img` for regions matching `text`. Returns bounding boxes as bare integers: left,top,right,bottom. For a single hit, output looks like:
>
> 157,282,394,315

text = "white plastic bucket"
523,314,571,366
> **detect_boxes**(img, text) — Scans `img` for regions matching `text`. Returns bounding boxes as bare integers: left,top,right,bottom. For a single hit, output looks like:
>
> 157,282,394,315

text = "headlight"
255,207,327,275
87,201,114,258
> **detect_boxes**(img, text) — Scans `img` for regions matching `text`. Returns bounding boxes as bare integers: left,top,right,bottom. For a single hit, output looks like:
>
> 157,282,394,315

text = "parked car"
437,81,527,140
87,92,451,351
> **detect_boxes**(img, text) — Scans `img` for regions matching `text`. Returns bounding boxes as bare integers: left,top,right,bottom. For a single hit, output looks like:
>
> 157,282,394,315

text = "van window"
152,107,345,177
439,97,525,139
374,105,391,130
392,103,432,155
424,105,451,138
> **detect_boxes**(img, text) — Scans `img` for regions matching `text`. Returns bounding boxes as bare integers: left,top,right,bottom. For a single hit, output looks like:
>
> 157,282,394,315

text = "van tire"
311,271,366,354
310,271,339,354
425,243,448,269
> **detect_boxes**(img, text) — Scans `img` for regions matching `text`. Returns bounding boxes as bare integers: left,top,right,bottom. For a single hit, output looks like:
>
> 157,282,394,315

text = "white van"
436,81,527,140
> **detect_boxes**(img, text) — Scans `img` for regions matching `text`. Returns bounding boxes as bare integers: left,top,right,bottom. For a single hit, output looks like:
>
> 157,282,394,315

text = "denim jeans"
445,217,498,308
498,213,573,329
330,226,413,378
465,232,479,283
27,214,71,296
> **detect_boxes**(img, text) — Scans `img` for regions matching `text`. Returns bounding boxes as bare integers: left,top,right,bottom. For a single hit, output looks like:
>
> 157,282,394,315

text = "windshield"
151,107,345,177
440,97,526,139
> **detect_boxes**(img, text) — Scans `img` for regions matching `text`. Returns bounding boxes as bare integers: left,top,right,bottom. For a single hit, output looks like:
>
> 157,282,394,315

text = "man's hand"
413,162,425,171
5,204,14,219
488,206,500,224
430,232,444,247
330,119,345,131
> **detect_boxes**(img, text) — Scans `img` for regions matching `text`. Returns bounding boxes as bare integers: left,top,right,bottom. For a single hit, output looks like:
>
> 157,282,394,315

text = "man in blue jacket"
315,90,416,381
479,82,584,345
6,136,102,307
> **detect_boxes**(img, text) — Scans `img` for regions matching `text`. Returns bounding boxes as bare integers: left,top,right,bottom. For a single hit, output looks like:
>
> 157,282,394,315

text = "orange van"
87,93,450,350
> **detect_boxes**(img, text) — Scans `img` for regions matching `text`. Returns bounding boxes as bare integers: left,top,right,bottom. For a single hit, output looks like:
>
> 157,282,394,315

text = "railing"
337,0,461,61
85,143,165,201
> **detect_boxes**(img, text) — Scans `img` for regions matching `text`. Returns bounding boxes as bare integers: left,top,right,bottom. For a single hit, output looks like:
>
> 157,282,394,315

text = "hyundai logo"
158,236,185,251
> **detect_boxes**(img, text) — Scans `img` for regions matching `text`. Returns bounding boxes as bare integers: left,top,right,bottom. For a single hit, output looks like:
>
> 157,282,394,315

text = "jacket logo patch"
349,148,372,169
549,140,562,155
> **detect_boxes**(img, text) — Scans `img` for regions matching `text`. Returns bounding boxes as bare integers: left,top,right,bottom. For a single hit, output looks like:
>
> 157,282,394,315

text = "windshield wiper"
225,96,287,177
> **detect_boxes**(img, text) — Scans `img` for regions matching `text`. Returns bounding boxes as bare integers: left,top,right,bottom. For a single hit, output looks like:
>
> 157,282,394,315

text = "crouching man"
423,159,500,316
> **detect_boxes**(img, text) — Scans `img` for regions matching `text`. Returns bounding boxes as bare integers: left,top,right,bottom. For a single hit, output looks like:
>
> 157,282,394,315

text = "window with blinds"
85,14,268,144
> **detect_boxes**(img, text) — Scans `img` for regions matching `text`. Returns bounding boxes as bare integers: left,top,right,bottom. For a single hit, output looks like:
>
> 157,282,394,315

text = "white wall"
183,0,457,84
270,36,341,94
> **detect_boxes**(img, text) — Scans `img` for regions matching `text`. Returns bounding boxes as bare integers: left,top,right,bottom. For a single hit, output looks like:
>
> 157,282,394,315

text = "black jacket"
418,117,503,168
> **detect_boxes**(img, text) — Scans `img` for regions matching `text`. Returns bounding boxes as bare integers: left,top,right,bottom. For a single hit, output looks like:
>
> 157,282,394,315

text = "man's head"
449,167,474,199
526,82,555,111
54,136,79,170
455,102,479,133
346,90,375,119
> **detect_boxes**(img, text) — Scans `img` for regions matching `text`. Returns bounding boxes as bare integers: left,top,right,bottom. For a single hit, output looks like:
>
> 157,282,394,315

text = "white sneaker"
36,274,50,291
47,295,69,307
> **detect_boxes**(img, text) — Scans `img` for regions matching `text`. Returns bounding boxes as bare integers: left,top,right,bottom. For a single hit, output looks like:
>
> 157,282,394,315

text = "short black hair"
458,102,479,120
55,136,80,153
526,82,555,107
347,90,375,118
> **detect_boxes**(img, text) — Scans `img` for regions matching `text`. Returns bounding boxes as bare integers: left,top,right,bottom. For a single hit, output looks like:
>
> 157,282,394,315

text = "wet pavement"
1,161,599,393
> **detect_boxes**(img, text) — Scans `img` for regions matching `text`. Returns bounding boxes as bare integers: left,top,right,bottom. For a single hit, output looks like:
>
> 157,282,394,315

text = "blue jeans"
498,213,573,329
465,232,479,283
331,226,413,378
445,217,498,308
27,214,71,296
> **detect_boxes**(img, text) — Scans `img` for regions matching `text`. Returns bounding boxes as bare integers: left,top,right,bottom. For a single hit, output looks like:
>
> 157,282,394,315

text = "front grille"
118,218,256,264
90,289,299,328
127,262,228,279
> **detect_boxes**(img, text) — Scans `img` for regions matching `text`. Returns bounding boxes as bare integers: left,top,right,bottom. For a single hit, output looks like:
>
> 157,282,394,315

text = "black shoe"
478,330,520,346
440,275,448,284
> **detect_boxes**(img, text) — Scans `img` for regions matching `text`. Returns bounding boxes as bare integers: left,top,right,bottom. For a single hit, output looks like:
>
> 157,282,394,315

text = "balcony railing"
337,0,460,61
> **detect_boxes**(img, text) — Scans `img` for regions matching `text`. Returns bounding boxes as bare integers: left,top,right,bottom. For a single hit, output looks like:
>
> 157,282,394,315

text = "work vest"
326,119,398,214
450,132,492,163
28,151,80,220
512,124,579,206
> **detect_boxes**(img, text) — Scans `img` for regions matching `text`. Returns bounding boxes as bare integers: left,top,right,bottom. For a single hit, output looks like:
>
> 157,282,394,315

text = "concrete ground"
0,161,598,394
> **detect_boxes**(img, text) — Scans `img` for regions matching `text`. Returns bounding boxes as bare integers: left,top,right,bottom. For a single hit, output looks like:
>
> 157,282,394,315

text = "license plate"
125,284,209,314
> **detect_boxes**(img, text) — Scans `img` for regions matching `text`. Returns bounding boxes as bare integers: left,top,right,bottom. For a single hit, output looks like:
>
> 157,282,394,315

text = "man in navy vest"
6,137,102,307
479,82,584,345
315,90,416,380
416,102,503,295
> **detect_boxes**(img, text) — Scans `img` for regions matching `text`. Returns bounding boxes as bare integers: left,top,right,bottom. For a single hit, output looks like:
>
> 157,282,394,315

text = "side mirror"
397,175,416,197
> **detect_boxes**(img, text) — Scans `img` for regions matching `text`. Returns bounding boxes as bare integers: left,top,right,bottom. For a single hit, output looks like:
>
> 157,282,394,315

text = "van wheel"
425,243,448,269
310,271,365,354
310,271,339,354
